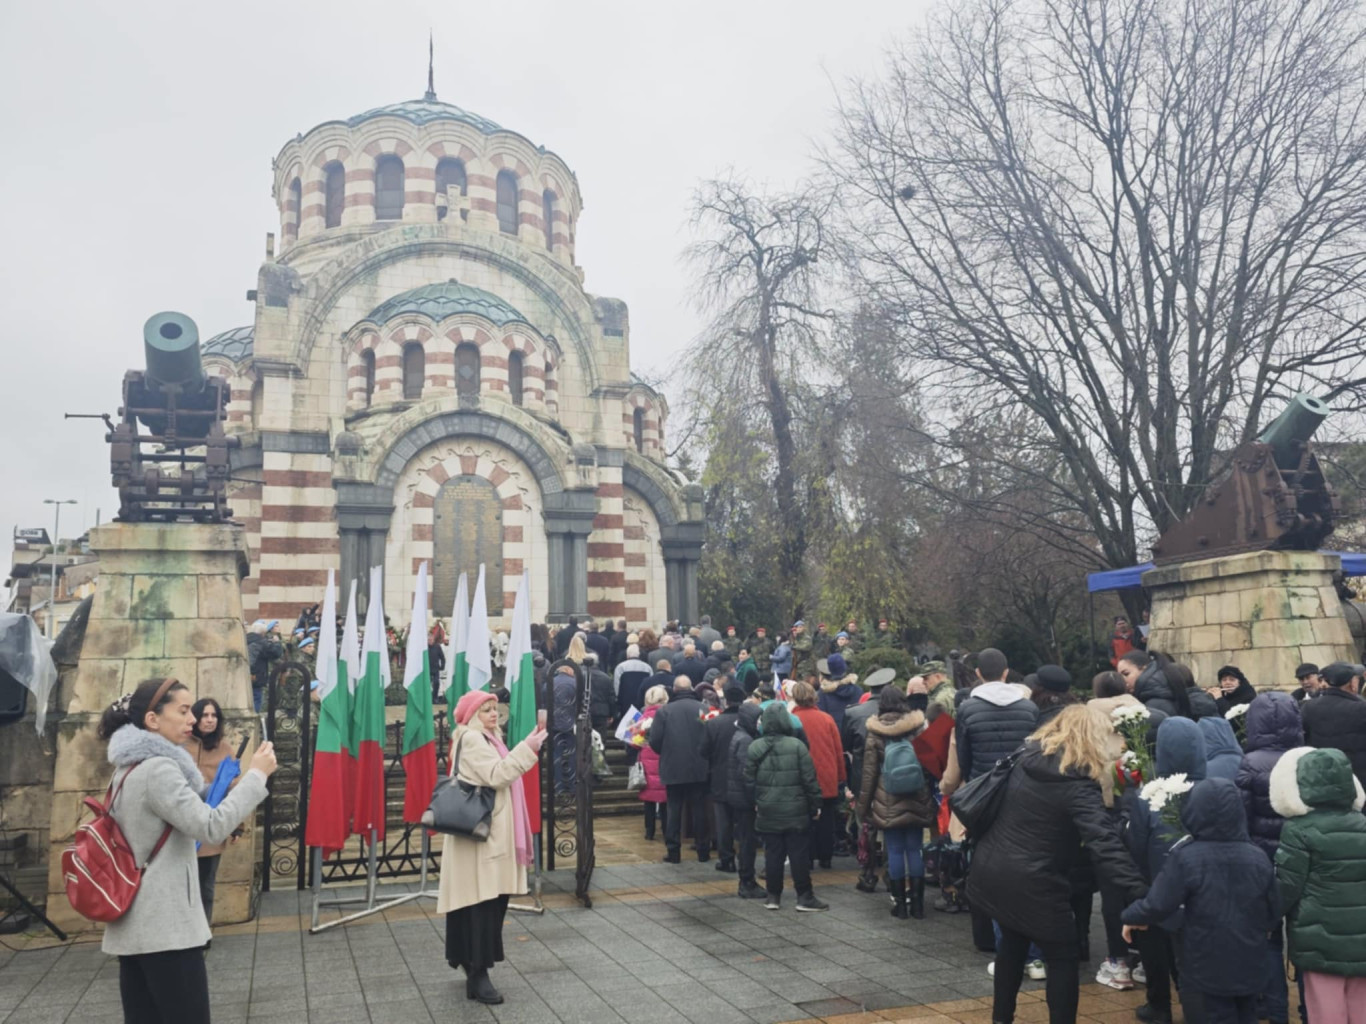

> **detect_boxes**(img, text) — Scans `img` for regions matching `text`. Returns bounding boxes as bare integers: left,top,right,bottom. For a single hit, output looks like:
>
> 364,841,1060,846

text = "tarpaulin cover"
1087,550,1366,593
0,612,58,733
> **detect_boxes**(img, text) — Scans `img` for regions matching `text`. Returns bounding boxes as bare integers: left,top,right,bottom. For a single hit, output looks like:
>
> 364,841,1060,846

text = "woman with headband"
97,677,277,1023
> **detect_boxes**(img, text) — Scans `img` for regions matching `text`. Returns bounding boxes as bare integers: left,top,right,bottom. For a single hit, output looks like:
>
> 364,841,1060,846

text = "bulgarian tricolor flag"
305,570,350,854
504,570,541,833
466,564,492,693
339,578,361,825
401,563,437,824
442,572,470,710
352,565,388,841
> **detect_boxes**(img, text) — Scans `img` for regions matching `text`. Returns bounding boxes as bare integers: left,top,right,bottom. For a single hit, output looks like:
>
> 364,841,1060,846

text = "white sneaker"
1096,958,1134,991
1132,963,1147,984
1027,960,1047,980
986,961,995,977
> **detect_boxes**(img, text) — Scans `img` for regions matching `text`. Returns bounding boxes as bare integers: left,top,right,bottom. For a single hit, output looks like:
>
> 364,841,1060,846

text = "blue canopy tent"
1086,550,1366,661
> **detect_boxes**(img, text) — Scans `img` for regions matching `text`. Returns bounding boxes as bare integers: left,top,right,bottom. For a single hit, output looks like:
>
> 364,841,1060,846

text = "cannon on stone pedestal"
108,312,237,523
1152,394,1338,564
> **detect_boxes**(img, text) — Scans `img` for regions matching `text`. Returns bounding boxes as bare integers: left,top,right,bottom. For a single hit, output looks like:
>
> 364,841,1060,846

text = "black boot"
888,878,909,919
855,865,879,893
662,849,680,864
467,967,503,1005
910,878,925,919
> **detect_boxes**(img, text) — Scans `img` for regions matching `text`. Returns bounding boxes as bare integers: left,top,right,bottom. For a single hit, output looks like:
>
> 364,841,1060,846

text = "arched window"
402,343,425,399
542,190,556,250
496,171,518,234
633,408,645,453
250,378,265,426
361,350,376,406
375,155,405,221
507,350,524,406
324,162,345,228
455,343,481,397
289,177,302,236
435,158,466,221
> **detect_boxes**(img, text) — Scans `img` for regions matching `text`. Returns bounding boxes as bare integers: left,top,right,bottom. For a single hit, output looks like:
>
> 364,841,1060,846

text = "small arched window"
375,155,405,221
289,177,303,236
507,350,524,406
361,350,376,406
250,378,265,426
633,408,645,453
496,171,519,234
402,343,425,400
435,158,467,221
456,343,481,397
324,162,345,228
542,190,556,250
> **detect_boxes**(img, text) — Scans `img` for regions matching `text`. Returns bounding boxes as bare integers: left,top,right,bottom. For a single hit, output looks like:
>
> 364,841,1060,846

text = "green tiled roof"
346,98,502,135
367,280,529,327
201,325,253,362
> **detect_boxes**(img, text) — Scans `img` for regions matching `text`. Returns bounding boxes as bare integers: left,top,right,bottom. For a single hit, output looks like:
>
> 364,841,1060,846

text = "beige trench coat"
436,724,540,914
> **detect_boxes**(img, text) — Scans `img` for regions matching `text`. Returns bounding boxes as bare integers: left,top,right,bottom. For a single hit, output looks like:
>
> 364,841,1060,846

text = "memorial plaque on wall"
432,475,504,615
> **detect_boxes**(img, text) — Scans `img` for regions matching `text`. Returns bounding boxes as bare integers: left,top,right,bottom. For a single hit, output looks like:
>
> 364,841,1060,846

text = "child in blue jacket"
1123,778,1280,1024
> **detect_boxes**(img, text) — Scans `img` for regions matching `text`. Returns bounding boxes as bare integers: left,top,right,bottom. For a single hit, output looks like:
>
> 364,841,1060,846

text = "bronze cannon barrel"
1257,392,1331,468
143,311,205,390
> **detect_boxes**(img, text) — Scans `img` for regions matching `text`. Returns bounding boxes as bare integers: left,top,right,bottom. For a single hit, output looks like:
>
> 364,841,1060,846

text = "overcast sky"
0,0,931,574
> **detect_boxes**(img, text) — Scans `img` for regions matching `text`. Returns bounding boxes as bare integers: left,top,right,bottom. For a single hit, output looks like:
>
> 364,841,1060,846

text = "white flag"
403,563,430,691
466,564,492,692
440,572,468,696
341,579,360,695
363,565,388,685
316,570,338,701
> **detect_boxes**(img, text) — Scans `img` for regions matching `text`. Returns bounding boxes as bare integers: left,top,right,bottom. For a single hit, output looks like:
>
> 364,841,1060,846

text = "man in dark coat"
704,640,732,674
1291,662,1321,703
955,648,1038,782
675,644,708,686
1299,660,1366,788
608,618,629,670
614,645,652,721
726,702,764,898
648,676,711,863
1122,779,1279,1024
555,617,578,658
700,685,745,872
584,621,610,663
584,653,614,733
697,615,722,651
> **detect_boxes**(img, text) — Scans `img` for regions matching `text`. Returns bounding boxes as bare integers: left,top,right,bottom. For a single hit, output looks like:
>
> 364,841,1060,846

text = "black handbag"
948,746,1023,839
421,733,496,840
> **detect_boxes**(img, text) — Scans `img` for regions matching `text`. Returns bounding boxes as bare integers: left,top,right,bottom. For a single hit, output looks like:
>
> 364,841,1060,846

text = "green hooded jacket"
1272,746,1366,977
745,702,822,833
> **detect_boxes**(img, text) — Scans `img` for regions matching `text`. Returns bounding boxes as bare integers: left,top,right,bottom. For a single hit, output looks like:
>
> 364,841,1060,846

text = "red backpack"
61,763,172,923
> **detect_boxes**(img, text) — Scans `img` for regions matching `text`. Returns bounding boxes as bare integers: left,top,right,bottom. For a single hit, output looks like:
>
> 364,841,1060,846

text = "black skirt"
445,895,510,970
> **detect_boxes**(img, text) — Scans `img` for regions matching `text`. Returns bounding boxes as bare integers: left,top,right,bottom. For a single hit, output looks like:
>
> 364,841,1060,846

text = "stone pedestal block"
45,522,262,935
1144,551,1357,691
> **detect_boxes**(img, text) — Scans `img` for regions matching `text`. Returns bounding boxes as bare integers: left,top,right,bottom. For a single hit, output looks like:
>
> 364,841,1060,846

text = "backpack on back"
61,763,172,923
882,738,926,795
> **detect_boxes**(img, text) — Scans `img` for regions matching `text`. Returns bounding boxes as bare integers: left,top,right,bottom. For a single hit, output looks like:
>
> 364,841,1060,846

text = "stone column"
662,522,704,626
45,523,261,935
545,497,595,623
1144,550,1357,690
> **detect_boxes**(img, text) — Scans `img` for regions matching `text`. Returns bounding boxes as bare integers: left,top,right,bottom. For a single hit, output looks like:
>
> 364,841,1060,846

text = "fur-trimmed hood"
107,724,207,797
867,709,925,738
1270,746,1366,818
821,675,860,694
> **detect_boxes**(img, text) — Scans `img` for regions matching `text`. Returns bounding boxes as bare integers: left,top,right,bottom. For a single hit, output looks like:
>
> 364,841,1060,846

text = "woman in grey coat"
97,677,276,1023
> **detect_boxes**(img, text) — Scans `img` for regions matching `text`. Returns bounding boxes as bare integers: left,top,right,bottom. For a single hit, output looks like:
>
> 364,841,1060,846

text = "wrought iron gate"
260,655,594,904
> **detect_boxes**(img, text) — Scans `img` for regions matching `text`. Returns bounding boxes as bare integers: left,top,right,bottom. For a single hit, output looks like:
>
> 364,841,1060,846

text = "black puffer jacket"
1133,662,1182,718
648,689,708,785
700,706,741,800
858,711,935,830
842,699,877,798
725,704,761,809
1300,685,1366,788
968,743,1146,944
1235,692,1303,863
587,667,614,723
956,682,1039,781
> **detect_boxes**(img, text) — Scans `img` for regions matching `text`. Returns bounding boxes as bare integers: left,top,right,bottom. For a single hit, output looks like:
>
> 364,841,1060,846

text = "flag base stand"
309,828,438,933
508,835,545,915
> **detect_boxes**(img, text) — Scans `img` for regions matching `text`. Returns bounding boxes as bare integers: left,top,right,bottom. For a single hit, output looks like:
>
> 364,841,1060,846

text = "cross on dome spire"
424,31,436,100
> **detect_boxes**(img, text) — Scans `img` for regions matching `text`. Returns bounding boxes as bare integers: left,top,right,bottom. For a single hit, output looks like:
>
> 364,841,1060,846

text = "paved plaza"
0,851,1177,1024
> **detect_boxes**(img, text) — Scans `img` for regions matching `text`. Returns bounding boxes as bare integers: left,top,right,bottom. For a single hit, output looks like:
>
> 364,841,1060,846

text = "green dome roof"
367,280,530,327
346,97,502,135
201,325,253,362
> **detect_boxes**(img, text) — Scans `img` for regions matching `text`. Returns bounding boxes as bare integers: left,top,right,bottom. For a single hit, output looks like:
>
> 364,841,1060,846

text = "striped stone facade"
200,92,701,632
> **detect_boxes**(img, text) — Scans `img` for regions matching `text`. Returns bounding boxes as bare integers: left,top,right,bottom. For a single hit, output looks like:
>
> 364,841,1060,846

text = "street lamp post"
42,499,77,640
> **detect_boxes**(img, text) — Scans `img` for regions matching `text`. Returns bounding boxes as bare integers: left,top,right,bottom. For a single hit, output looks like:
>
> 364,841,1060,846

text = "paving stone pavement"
0,858,1188,1023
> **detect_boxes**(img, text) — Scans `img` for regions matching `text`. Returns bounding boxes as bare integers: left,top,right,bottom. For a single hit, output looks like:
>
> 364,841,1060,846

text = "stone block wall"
1144,550,1357,690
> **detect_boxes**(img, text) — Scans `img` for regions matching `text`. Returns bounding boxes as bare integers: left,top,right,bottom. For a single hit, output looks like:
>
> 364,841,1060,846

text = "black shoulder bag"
949,746,1024,839
421,733,497,840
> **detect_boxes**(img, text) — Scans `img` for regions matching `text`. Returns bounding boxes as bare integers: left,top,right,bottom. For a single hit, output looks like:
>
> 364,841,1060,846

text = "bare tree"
684,177,834,614
830,0,1366,570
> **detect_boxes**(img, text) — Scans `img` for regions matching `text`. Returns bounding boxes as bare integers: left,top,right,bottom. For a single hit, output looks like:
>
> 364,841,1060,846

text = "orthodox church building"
202,80,702,628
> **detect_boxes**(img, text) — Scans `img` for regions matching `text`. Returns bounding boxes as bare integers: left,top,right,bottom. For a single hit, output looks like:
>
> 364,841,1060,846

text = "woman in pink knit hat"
437,689,547,1005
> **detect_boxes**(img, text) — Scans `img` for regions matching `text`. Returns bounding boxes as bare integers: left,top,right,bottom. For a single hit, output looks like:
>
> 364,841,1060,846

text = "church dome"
201,325,254,362
345,97,503,135
367,279,530,327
